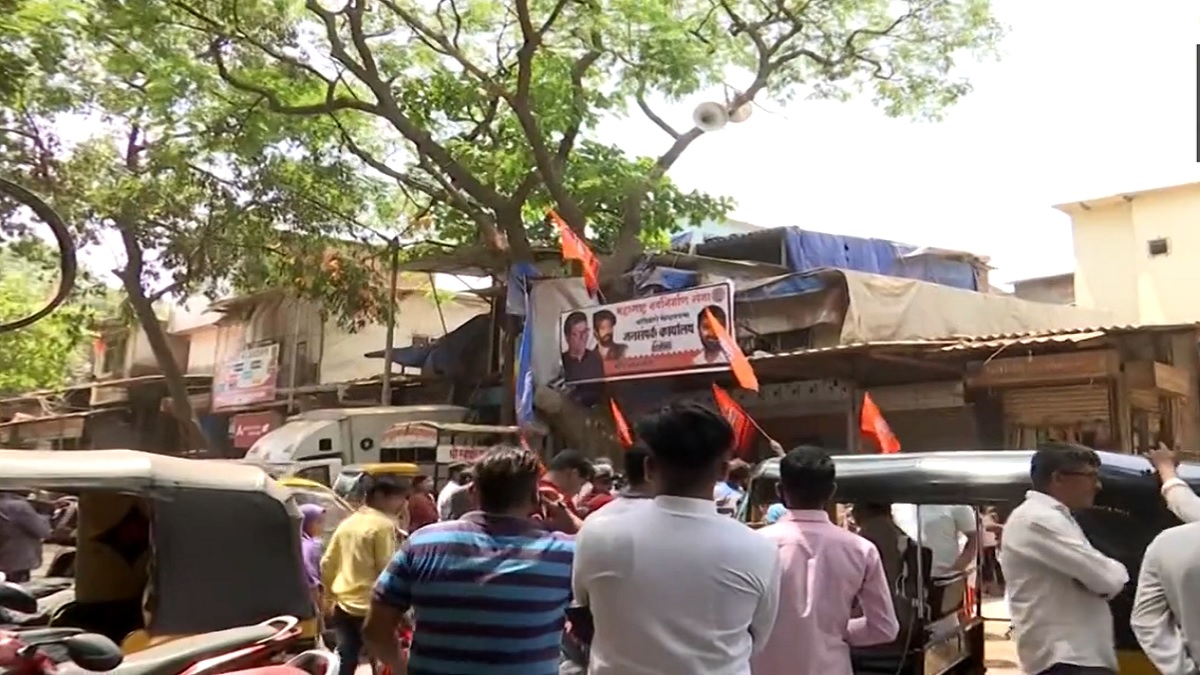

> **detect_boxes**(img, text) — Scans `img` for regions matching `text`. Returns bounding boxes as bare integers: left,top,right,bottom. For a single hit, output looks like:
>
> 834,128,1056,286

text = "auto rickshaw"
739,449,1187,675
0,449,318,654
379,421,544,489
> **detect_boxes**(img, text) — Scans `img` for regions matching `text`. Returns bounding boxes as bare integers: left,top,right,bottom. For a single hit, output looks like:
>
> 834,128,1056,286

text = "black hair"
592,309,616,328
364,474,409,504
548,448,595,481
474,446,542,512
564,311,588,336
778,445,836,509
852,502,893,519
446,463,468,482
1030,442,1100,491
697,304,727,329
623,442,651,488
635,402,733,491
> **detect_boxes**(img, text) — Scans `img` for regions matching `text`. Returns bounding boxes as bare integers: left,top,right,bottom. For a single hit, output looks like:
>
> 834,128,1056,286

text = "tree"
0,240,106,395
148,0,1000,274
0,0,404,446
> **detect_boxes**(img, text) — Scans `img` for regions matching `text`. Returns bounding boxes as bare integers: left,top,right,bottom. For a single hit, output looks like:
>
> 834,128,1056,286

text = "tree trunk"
120,274,211,452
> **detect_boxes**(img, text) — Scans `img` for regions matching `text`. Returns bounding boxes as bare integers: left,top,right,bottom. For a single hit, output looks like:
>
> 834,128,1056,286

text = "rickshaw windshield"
332,472,362,499
289,485,353,540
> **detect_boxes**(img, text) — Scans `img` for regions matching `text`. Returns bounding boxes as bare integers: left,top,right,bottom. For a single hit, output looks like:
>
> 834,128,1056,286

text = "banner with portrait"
556,282,735,383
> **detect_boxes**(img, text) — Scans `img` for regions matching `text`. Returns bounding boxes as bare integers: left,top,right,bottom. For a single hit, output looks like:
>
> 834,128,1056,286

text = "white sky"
600,0,1200,284
69,0,1200,293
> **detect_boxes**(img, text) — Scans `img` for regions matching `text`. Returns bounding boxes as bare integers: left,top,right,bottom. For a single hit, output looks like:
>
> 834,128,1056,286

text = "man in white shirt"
1000,443,1129,675
435,463,470,520
1132,520,1200,675
573,402,781,675
891,503,978,577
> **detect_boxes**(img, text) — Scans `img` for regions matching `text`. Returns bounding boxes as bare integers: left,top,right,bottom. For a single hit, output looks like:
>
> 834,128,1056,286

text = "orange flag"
548,210,600,297
703,308,759,392
712,384,756,459
860,392,900,454
609,398,634,449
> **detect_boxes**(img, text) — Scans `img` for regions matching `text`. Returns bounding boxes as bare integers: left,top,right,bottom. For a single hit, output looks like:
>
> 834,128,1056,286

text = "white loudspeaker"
728,102,753,123
692,101,729,133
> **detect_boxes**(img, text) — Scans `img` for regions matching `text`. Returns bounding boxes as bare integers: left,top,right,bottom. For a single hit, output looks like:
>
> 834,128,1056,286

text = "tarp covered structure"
673,226,989,292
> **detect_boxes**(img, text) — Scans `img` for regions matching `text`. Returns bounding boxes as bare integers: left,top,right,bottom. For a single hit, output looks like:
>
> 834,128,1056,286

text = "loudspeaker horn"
692,101,729,133
728,101,753,123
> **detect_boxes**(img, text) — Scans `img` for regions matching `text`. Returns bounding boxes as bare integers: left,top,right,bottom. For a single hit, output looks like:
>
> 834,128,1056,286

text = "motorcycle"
198,650,338,675
2,576,308,675
0,578,122,675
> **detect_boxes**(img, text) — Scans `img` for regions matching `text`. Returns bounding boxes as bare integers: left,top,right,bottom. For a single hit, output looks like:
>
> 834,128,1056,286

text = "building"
1055,181,1200,323
1011,272,1076,305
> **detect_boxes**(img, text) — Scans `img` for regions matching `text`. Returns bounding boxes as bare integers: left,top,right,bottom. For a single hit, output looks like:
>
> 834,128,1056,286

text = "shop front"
966,348,1191,452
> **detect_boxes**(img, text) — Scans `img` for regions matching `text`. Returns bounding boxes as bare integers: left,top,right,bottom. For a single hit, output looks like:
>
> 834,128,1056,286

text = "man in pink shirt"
751,446,899,675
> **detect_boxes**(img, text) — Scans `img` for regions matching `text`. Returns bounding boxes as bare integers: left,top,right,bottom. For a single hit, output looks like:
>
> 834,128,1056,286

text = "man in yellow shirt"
321,475,409,675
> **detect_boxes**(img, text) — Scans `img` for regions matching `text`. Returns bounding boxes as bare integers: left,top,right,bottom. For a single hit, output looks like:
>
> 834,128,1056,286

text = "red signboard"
231,411,282,449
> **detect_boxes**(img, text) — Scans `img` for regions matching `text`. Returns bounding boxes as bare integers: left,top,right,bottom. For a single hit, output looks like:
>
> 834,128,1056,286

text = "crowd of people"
7,410,1200,675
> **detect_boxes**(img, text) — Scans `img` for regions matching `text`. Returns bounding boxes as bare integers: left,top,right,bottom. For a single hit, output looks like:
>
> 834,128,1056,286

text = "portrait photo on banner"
556,282,735,385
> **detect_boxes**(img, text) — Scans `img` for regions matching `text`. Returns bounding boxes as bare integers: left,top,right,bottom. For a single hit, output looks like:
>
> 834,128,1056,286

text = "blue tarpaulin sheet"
364,314,491,375
671,226,980,292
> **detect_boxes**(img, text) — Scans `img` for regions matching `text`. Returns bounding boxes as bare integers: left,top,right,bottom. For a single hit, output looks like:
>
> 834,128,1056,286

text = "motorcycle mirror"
63,633,124,672
0,581,38,614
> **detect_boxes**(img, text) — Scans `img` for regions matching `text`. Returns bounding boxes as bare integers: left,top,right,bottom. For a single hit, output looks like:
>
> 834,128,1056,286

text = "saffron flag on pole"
548,210,600,297
712,384,756,459
609,398,634,449
860,392,901,454
703,308,759,392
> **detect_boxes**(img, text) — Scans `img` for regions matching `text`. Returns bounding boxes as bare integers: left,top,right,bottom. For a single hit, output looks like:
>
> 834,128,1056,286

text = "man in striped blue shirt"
365,446,576,675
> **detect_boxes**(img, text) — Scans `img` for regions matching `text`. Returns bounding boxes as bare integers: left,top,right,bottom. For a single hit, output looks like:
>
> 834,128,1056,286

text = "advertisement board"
557,282,735,383
212,342,280,410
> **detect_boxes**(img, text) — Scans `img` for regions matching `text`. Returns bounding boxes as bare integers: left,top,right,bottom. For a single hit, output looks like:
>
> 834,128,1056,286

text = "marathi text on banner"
557,282,735,384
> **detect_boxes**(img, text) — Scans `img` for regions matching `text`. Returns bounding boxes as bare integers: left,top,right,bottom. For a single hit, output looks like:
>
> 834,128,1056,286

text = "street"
982,597,1021,674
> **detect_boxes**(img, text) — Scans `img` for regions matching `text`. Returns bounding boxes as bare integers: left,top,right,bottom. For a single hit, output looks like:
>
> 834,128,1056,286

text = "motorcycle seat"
61,623,280,675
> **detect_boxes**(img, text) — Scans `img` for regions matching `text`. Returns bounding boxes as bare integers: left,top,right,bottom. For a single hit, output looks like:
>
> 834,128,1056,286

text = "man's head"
591,463,615,494
636,402,734,498
852,502,893,523
547,449,594,496
697,305,727,353
447,463,469,485
412,474,434,494
563,311,590,356
725,459,752,489
471,445,544,515
364,474,410,516
623,442,651,491
593,310,617,347
777,446,836,510
1030,443,1102,510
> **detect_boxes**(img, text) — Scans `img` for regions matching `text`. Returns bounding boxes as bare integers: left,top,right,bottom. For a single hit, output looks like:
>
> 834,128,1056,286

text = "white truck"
241,405,470,485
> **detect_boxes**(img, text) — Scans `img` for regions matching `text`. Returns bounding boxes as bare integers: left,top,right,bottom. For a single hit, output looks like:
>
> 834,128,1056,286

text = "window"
293,465,332,486
102,333,128,374
318,438,333,452
1148,238,1170,257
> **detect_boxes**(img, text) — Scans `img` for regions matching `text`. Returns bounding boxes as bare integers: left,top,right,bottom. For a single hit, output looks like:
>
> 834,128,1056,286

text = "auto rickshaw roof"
0,448,292,500
750,450,1200,505
342,463,422,475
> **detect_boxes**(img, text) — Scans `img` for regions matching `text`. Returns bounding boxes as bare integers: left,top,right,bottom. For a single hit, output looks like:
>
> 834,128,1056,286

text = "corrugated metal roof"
749,322,1200,362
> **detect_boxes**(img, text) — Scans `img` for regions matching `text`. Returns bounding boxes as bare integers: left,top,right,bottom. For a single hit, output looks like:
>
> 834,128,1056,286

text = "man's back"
375,513,574,675
751,511,898,675
0,495,49,576
574,496,780,675
321,507,397,616
1131,521,1200,674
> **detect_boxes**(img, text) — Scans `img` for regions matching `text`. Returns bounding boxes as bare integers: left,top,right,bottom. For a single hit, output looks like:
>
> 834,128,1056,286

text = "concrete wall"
1067,183,1200,323
1012,274,1076,306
